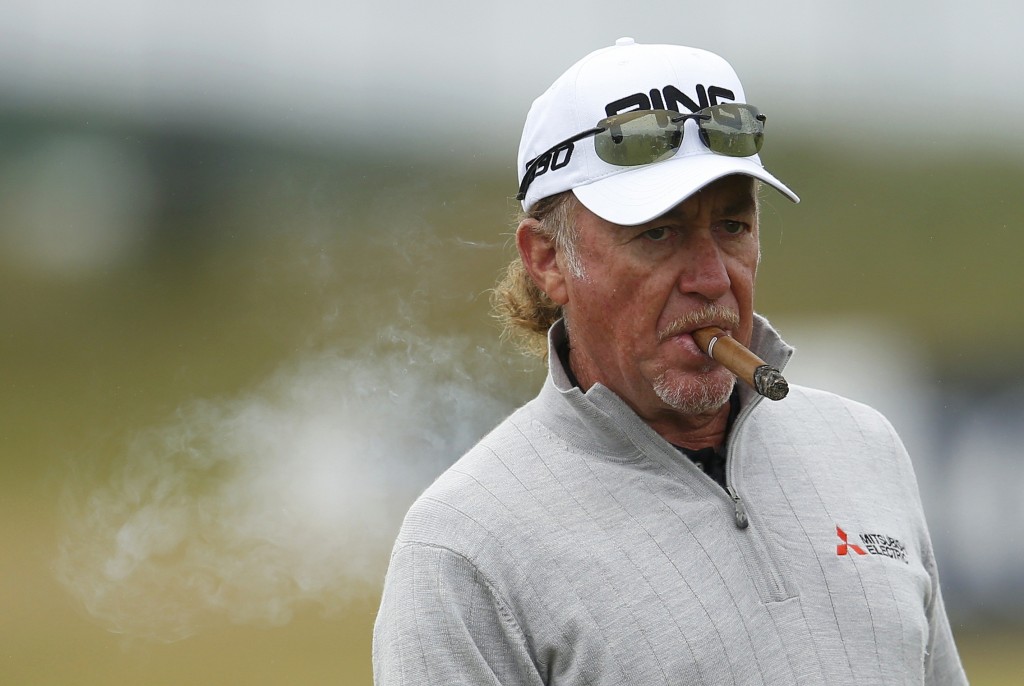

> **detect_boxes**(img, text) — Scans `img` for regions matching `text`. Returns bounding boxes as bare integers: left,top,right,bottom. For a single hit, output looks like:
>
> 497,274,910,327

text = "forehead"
657,175,757,222
571,175,759,233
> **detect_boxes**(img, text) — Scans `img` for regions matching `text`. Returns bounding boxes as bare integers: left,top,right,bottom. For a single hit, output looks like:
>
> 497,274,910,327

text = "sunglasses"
516,103,766,201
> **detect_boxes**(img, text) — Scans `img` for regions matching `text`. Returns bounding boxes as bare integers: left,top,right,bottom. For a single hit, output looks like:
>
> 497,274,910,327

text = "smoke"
55,329,524,642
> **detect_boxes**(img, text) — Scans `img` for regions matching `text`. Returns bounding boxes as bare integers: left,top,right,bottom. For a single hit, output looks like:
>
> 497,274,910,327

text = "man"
373,38,966,685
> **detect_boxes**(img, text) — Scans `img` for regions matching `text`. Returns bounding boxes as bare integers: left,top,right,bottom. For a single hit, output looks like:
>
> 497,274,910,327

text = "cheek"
733,268,756,301
730,246,760,295
729,256,759,345
567,269,662,338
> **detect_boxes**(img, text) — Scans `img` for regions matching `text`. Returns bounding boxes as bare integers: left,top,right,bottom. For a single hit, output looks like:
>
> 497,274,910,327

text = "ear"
516,218,569,305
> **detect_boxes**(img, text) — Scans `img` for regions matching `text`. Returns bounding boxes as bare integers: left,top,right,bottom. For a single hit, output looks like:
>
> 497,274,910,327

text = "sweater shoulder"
775,383,900,442
393,401,554,552
745,383,926,510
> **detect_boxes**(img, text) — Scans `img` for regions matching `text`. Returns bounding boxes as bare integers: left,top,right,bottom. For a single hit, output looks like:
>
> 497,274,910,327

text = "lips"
657,302,740,339
660,320,734,343
661,329,711,360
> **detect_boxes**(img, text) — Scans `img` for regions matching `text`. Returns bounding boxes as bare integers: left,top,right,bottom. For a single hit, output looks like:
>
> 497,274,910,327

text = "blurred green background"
2,2,1024,684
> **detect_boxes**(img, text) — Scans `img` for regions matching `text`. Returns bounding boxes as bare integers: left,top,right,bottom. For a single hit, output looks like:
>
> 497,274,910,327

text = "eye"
719,220,748,235
642,227,671,242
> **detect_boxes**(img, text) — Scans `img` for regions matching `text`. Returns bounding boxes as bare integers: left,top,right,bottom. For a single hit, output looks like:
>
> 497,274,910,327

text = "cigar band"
706,335,720,359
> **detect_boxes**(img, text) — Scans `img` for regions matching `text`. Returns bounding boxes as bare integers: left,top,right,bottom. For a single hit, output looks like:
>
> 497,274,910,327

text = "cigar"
691,326,789,401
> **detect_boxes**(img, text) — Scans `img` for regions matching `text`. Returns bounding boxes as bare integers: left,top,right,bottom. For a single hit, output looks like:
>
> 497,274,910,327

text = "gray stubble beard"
652,302,740,415
652,366,736,416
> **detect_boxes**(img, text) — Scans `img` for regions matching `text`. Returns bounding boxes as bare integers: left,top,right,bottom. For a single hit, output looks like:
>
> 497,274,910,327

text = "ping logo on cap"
604,84,736,118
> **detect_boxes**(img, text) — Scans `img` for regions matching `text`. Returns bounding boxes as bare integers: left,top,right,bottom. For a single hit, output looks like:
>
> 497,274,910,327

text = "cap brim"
571,153,799,226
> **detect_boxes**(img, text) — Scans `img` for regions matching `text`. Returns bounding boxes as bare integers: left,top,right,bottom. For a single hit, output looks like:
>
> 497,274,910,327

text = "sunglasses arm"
516,126,606,201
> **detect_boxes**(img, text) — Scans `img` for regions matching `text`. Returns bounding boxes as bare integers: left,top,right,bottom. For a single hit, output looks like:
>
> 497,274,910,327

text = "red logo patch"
836,526,867,556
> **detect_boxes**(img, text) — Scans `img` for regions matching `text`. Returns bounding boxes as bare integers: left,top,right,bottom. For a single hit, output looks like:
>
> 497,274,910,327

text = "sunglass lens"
699,104,764,157
593,111,682,166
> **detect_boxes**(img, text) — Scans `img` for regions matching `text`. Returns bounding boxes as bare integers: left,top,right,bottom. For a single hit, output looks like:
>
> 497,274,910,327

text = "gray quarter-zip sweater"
373,316,966,685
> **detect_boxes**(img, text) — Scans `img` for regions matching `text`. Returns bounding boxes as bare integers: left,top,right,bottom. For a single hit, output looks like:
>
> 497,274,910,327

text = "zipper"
726,485,749,529
721,393,792,602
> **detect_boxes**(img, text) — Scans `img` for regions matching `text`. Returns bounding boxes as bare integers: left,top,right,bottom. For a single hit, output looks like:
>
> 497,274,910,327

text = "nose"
676,229,731,301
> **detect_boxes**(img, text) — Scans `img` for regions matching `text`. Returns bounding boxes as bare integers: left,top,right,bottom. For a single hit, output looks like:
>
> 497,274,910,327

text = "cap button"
615,37,635,46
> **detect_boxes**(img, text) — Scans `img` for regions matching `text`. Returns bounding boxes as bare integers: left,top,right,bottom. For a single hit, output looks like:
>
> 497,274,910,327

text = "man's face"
559,175,760,427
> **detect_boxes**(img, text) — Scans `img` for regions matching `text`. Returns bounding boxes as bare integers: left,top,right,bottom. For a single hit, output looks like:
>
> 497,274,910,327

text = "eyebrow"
719,190,758,216
652,188,757,225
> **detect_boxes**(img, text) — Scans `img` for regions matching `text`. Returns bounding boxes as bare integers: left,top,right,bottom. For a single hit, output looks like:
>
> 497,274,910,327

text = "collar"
547,314,794,397
532,315,795,459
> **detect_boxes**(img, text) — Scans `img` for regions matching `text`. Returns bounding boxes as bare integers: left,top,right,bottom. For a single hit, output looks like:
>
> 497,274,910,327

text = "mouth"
658,327,729,363
657,304,740,344
659,320,735,345
657,307,741,359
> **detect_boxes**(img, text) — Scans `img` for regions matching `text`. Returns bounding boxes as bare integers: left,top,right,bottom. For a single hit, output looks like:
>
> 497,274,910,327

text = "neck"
646,403,732,451
565,345,735,451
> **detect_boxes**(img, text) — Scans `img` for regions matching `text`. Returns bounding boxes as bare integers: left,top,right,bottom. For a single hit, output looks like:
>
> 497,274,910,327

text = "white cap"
517,38,799,225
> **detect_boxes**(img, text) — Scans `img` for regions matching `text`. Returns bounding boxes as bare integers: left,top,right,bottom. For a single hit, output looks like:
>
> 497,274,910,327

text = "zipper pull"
726,485,749,529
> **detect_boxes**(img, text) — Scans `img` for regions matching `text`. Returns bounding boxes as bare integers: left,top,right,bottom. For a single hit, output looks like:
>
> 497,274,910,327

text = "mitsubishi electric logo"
835,525,908,564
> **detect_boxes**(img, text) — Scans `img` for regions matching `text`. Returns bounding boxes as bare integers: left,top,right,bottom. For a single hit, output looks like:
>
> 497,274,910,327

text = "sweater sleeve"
923,552,968,685
881,417,967,685
372,542,545,686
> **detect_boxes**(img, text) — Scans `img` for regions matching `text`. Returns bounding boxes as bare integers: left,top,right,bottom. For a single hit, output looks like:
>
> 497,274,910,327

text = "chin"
652,367,735,416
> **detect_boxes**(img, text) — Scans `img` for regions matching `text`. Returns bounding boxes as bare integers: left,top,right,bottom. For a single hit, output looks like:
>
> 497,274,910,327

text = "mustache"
658,303,740,341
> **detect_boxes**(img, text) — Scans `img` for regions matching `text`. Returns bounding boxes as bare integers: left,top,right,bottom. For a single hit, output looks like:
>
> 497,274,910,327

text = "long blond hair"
491,192,580,358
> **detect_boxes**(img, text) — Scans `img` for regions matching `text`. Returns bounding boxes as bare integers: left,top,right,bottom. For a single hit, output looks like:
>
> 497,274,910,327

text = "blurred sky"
3,0,1023,159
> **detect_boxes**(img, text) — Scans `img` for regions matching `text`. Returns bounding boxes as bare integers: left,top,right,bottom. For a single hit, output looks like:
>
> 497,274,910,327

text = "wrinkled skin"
517,175,760,449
